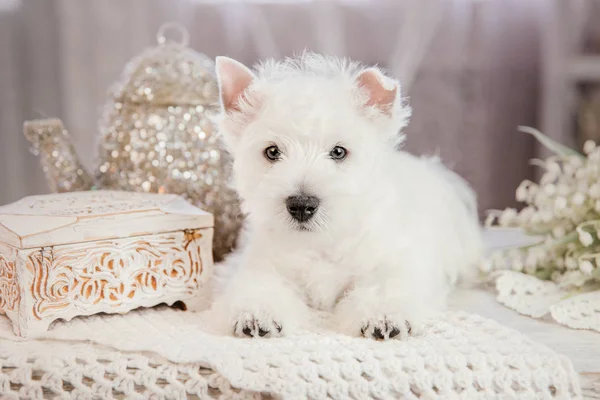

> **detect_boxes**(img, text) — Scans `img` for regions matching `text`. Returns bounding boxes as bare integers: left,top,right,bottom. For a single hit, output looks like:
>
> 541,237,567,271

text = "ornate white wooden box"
0,191,214,338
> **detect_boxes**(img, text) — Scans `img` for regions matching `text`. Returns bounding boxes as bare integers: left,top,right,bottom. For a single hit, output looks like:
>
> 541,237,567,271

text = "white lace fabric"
1,341,251,400
495,271,600,333
0,307,581,399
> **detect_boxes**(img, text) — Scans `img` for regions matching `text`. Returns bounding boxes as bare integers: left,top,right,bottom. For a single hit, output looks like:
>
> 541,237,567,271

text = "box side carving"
23,229,210,321
0,244,19,313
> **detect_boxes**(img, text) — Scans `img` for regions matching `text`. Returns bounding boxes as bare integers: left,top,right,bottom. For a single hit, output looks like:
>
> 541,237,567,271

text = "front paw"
361,316,415,341
233,312,283,338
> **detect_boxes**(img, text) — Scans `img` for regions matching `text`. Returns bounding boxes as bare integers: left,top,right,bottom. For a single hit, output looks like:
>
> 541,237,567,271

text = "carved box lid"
0,191,213,249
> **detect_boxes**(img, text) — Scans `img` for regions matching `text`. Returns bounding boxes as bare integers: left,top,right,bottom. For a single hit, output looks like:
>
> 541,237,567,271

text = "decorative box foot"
182,292,212,313
13,317,52,339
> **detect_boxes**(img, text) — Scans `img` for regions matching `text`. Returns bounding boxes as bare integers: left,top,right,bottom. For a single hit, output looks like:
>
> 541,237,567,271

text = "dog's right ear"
215,56,256,114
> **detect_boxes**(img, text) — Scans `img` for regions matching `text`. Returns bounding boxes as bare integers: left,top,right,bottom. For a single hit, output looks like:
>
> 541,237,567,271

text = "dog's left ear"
355,68,398,114
215,56,256,113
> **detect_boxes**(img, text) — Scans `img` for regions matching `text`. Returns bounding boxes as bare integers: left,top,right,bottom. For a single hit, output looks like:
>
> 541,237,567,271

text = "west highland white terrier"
209,53,483,340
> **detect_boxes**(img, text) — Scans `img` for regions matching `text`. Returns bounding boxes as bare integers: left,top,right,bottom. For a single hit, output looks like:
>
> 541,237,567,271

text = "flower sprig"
484,127,600,288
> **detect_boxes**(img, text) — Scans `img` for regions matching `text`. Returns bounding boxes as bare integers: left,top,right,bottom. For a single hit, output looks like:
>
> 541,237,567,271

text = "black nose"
286,195,320,223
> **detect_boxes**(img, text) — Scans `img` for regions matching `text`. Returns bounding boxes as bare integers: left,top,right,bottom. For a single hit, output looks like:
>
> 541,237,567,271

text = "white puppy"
210,53,482,340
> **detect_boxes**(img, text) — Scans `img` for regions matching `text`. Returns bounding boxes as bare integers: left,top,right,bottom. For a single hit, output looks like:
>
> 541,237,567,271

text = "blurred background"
0,0,597,216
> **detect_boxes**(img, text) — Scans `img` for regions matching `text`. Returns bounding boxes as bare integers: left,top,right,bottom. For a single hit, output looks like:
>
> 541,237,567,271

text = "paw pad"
361,318,412,341
234,314,282,338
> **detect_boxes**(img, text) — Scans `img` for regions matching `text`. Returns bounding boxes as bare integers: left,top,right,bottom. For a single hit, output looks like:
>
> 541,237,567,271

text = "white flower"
578,230,594,246
540,173,557,186
575,168,588,180
572,192,586,206
527,184,538,197
486,133,600,285
565,257,578,269
554,196,568,211
538,209,553,222
484,213,497,227
557,183,571,196
589,183,600,198
518,206,535,223
499,208,518,226
578,181,590,193
546,161,561,175
563,163,575,176
567,156,583,168
516,184,528,202
557,270,588,287
525,250,540,271
579,260,594,275
543,184,557,196
589,150,600,162
480,259,493,273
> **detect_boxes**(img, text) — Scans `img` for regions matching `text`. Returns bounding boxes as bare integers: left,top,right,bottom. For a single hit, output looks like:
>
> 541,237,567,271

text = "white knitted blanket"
0,307,581,399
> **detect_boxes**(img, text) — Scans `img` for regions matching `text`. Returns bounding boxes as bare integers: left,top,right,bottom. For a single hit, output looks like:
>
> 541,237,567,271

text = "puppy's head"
215,53,411,234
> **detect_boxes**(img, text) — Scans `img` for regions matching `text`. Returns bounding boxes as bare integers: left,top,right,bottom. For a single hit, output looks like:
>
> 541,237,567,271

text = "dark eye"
329,146,348,161
264,145,281,161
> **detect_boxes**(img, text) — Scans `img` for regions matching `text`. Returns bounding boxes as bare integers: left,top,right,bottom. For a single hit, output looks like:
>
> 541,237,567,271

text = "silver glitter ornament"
23,23,242,261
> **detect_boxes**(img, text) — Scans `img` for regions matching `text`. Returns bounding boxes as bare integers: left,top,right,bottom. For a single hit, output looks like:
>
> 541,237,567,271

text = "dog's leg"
214,264,309,338
333,263,445,340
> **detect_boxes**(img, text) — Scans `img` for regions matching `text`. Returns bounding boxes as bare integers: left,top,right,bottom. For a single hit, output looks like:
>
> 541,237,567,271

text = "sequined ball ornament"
96,23,242,260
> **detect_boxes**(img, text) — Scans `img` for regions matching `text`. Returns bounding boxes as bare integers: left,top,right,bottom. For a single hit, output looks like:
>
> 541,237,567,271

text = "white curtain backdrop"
0,0,544,214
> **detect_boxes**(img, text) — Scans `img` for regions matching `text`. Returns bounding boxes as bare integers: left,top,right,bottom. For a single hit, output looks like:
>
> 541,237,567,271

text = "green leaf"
535,269,553,280
518,126,583,158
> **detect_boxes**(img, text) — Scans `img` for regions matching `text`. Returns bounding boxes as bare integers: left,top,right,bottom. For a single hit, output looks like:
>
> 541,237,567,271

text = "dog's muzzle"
286,195,320,223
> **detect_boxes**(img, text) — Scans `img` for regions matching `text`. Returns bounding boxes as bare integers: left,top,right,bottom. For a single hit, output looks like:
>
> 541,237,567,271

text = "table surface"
461,229,600,398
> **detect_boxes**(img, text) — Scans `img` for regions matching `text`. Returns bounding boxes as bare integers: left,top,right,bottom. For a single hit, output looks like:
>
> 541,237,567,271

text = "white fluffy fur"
210,53,483,340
